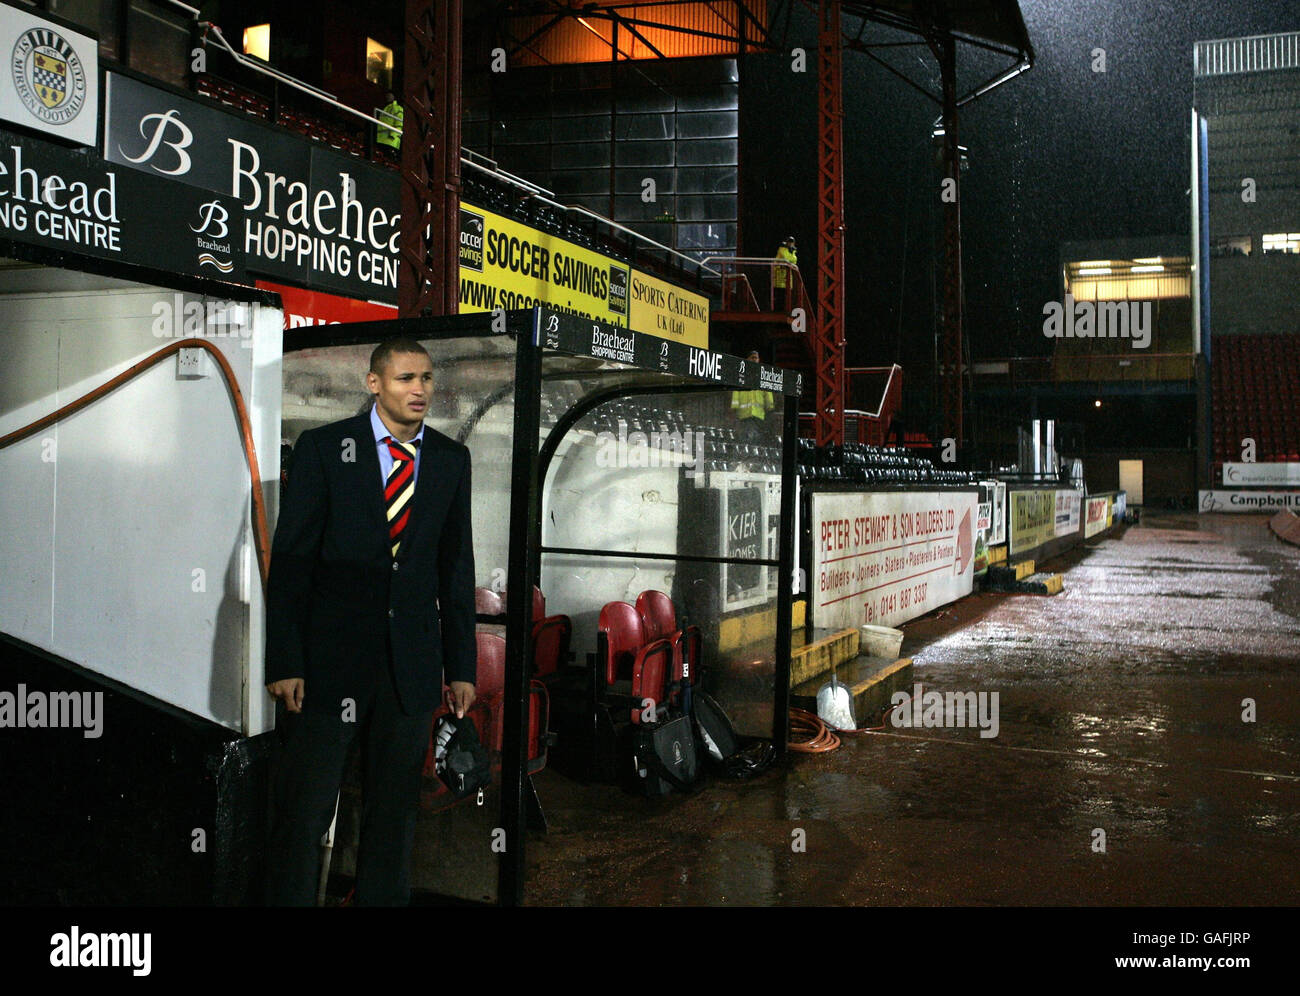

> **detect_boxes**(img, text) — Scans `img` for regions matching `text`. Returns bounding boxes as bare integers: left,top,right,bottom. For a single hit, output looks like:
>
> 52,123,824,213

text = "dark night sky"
739,0,1300,423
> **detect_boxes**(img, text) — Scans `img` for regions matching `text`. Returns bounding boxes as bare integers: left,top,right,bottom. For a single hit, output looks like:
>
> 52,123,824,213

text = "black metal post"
772,391,798,756
498,311,541,907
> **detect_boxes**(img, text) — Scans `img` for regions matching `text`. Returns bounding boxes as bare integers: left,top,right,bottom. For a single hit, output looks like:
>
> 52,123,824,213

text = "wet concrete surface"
521,513,1300,905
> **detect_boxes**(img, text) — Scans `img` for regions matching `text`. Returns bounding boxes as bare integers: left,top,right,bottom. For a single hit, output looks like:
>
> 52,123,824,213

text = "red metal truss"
936,31,963,449
399,0,462,318
815,0,847,446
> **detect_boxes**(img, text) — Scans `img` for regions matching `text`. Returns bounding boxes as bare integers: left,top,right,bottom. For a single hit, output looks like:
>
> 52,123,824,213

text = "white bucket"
858,624,903,659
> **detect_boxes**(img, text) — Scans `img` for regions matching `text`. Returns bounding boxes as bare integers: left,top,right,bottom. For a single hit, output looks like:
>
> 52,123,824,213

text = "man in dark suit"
263,336,476,906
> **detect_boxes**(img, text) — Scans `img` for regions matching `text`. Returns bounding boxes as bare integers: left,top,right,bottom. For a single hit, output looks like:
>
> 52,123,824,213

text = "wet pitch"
521,513,1300,905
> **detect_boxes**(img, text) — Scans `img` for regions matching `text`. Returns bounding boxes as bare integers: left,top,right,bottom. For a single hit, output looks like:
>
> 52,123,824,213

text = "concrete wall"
1086,449,1196,507
541,430,681,656
0,267,282,733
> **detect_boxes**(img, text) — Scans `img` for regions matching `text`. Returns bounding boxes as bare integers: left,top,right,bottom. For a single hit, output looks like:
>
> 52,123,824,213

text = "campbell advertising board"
811,490,977,630
1199,490,1300,513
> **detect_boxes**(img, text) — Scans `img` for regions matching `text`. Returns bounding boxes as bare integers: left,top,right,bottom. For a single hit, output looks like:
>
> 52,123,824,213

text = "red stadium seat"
636,589,677,642
475,631,506,699
475,631,507,750
597,601,645,686
597,601,673,723
636,589,702,702
630,641,670,726
531,614,571,679
476,586,504,616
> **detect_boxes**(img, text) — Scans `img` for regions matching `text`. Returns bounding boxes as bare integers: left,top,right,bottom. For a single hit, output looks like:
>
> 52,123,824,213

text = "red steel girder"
936,30,963,449
815,0,846,447
399,0,462,317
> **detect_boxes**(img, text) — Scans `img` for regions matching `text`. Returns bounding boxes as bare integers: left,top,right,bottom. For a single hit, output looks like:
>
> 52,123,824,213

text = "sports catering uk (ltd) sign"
811,490,978,630
0,5,98,147
0,126,246,282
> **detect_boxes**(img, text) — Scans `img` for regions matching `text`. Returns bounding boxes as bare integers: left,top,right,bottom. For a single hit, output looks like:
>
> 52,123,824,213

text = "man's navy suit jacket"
264,410,476,715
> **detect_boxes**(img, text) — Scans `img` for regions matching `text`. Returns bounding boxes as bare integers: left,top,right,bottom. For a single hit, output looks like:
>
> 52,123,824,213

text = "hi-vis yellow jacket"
774,244,797,288
731,389,774,421
378,101,403,149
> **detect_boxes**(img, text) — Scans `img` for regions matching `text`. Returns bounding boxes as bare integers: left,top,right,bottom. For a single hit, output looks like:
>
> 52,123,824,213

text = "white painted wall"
0,268,282,733
541,430,682,653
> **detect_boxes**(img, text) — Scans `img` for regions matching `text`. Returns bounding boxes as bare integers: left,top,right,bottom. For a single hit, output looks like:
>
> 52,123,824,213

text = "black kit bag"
433,714,492,801
625,712,700,796
692,690,740,765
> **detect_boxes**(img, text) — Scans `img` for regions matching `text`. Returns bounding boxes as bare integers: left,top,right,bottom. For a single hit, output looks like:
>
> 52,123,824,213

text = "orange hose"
788,687,922,751
788,707,840,752
0,337,272,591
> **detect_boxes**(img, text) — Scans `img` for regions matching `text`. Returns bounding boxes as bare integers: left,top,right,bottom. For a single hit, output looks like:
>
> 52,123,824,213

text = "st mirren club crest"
11,27,87,125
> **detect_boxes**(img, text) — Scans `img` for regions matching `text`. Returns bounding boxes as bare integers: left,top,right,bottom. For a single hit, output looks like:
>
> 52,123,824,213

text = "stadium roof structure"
478,1,1033,78
844,0,1032,57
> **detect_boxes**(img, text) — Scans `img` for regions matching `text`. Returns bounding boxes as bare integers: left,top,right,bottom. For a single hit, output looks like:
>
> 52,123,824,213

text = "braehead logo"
459,209,484,272
11,28,87,125
192,200,234,273
608,265,628,316
118,107,193,176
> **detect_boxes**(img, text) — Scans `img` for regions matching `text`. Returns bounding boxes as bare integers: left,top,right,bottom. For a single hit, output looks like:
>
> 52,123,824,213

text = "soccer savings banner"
458,203,709,347
459,203,628,328
0,4,98,147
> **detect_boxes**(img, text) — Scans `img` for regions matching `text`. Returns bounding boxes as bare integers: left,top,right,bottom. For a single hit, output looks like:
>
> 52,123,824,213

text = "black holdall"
433,714,492,802
627,712,699,796
692,690,740,764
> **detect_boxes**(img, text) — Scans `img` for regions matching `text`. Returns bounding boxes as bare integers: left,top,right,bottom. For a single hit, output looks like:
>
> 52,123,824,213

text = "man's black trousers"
265,659,433,906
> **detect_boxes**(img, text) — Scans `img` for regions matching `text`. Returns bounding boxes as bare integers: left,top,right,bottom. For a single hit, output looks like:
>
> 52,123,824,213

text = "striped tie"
385,437,418,557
